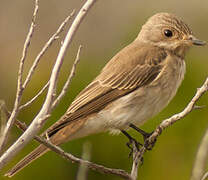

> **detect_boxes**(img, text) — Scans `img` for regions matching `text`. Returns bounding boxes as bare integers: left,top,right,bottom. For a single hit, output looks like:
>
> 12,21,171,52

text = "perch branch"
132,77,208,176
130,141,141,180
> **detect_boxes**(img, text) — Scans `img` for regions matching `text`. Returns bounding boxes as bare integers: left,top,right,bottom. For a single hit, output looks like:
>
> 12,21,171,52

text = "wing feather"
46,43,167,136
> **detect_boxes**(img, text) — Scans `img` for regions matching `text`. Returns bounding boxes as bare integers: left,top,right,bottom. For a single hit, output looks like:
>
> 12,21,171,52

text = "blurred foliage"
0,0,208,180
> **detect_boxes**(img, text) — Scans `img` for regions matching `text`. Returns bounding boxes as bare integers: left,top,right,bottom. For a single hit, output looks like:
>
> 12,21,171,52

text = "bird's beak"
189,35,206,46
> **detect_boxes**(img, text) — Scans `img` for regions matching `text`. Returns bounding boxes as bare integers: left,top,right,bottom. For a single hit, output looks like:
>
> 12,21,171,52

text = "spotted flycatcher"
6,12,206,177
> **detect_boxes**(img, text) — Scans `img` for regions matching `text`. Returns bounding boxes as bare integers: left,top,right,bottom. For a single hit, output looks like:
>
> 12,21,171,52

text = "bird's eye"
164,29,173,37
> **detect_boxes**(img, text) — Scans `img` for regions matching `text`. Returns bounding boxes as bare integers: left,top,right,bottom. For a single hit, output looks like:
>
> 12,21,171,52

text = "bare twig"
23,10,75,89
19,11,75,111
0,101,8,141
0,6,74,150
39,140,130,179
27,135,131,179
201,172,208,180
19,81,49,110
0,0,97,171
76,141,92,180
191,127,208,180
52,45,82,109
130,142,142,180
134,77,208,174
0,0,39,152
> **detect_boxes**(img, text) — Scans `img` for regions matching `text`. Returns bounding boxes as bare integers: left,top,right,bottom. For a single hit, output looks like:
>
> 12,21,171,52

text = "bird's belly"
78,89,166,137
102,85,174,130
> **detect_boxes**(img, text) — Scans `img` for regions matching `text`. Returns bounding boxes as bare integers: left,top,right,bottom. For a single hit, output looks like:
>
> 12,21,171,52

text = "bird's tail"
5,144,48,178
5,117,87,178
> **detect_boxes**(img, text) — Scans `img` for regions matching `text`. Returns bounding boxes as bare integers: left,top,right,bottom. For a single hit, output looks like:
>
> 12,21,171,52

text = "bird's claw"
126,137,141,158
144,137,157,150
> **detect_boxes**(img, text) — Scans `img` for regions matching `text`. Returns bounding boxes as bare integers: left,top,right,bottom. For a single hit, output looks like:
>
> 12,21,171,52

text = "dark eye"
164,29,173,37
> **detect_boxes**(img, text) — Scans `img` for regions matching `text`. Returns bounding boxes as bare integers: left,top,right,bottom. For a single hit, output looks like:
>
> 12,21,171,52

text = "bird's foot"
121,130,142,158
129,123,156,150
144,137,157,150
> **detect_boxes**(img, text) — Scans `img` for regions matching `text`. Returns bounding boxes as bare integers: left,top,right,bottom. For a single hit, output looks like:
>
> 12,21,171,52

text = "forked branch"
0,0,97,171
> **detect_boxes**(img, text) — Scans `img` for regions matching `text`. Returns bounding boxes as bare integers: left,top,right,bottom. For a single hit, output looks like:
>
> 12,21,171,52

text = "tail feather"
5,145,48,178
5,117,87,177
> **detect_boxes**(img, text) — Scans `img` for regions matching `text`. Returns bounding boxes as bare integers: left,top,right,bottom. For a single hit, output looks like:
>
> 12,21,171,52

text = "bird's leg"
121,130,142,157
129,123,152,140
129,123,156,150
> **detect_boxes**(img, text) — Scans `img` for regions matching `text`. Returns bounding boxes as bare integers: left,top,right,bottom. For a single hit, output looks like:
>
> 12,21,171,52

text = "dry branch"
19,81,49,110
0,0,97,171
0,0,39,153
191,126,208,180
23,10,75,89
201,172,208,180
76,142,92,180
130,142,141,180
133,77,208,175
19,11,75,111
52,45,83,109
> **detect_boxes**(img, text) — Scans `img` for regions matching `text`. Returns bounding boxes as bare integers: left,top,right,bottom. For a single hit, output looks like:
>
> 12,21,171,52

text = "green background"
0,0,208,179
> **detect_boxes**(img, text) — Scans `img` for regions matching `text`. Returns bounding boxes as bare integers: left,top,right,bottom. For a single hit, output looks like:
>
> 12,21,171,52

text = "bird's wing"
46,43,167,136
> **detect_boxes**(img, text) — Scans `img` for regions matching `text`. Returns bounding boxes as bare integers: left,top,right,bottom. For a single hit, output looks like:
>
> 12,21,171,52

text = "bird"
5,12,206,177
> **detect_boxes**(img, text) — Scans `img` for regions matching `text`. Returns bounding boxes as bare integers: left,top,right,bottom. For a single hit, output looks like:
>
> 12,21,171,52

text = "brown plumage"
5,12,205,177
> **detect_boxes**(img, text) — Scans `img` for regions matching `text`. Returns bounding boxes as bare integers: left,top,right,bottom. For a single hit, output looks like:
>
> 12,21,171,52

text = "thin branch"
19,11,75,111
23,10,75,89
191,127,208,180
0,0,97,171
134,77,208,174
0,0,39,153
0,101,8,144
76,141,92,180
52,45,82,109
35,138,131,179
19,81,49,110
0,5,74,151
201,172,208,180
130,142,142,180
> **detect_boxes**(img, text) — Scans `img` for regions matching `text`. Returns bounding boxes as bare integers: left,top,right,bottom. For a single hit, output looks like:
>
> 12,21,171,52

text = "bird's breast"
100,56,186,130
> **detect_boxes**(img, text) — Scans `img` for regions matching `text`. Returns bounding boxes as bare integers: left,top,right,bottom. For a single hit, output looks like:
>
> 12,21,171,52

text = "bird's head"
136,12,206,58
